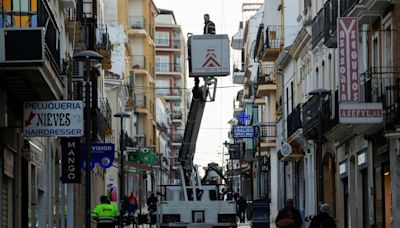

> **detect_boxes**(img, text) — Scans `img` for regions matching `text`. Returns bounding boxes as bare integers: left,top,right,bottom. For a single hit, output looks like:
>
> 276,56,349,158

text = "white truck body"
158,184,237,228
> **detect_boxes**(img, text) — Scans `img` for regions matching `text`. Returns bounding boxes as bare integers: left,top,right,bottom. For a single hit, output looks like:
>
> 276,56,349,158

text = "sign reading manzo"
23,101,84,137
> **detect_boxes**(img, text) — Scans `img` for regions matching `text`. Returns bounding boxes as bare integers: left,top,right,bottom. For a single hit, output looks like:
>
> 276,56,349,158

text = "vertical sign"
61,138,81,183
338,17,359,102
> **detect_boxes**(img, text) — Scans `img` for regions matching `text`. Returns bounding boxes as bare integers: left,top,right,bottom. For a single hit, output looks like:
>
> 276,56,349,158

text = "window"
155,31,170,46
192,211,205,223
290,81,294,112
156,55,170,72
0,0,38,28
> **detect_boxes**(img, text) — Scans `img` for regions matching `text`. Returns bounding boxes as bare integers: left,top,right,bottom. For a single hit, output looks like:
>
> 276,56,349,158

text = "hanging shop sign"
338,17,359,102
23,101,84,137
232,126,255,138
61,138,81,183
339,103,383,124
82,143,115,170
280,142,293,157
228,143,243,159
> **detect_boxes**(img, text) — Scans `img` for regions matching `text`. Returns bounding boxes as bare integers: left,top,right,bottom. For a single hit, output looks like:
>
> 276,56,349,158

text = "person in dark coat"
203,14,216,34
275,199,302,228
236,196,247,223
309,203,336,228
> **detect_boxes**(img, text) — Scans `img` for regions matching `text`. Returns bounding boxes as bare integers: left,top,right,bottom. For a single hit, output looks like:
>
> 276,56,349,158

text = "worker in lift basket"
203,14,216,34
92,195,119,228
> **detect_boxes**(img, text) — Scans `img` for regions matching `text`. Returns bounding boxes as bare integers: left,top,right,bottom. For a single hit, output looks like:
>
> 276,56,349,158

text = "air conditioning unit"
0,28,44,63
61,0,76,9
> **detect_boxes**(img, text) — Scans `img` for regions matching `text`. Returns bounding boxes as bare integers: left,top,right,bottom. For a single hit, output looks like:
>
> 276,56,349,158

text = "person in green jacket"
92,195,119,228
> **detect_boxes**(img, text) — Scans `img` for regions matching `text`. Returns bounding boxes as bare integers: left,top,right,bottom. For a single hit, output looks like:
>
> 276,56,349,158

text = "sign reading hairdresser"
23,101,84,137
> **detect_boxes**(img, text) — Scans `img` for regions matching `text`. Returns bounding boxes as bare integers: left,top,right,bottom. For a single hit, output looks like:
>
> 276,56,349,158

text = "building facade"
154,9,188,184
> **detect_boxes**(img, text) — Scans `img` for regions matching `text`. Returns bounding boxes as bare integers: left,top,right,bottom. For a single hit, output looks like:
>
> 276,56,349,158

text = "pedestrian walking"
147,193,158,213
236,196,247,223
309,203,336,228
275,199,302,228
127,192,138,215
203,14,216,34
91,195,119,228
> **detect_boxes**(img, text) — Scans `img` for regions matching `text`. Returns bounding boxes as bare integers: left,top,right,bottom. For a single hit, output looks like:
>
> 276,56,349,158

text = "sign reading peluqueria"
23,101,84,137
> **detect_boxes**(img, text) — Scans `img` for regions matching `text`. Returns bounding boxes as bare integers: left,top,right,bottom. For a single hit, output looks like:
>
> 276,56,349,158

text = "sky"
153,0,263,171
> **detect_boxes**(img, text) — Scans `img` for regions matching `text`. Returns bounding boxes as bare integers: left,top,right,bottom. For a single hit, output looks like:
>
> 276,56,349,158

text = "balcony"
255,122,276,149
155,39,182,50
131,55,150,75
261,25,284,61
233,65,245,84
128,16,154,38
340,0,359,16
324,0,338,48
171,134,183,147
340,0,390,22
0,0,63,101
123,131,136,148
135,94,148,114
360,67,400,130
164,89,182,101
155,63,182,74
129,16,145,29
256,66,276,97
97,98,112,140
311,8,325,49
287,104,302,138
302,92,340,140
302,94,321,139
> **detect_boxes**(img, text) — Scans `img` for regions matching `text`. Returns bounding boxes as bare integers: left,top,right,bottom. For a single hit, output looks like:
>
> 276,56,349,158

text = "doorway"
374,162,391,228
323,153,335,215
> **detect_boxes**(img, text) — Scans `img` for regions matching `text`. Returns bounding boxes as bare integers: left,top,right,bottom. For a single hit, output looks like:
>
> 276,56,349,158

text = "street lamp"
308,88,330,206
113,111,130,227
73,50,103,228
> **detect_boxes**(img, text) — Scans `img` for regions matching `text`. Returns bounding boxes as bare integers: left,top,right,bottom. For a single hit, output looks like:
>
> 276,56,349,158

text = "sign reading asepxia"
23,101,84,137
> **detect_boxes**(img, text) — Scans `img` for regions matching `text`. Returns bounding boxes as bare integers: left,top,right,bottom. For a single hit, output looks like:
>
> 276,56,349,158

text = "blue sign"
82,143,115,170
232,126,255,138
236,112,250,124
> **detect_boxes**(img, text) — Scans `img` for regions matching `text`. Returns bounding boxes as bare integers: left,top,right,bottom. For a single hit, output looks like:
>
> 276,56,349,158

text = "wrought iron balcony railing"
255,122,276,142
340,0,359,16
98,98,112,126
360,67,400,129
324,0,338,48
122,131,136,148
287,104,302,137
257,66,276,84
265,25,284,49
312,8,325,49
